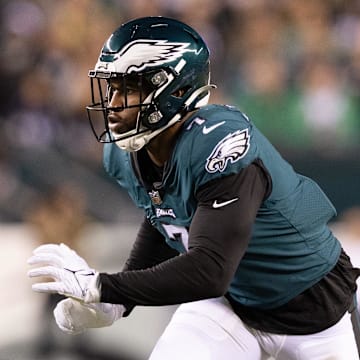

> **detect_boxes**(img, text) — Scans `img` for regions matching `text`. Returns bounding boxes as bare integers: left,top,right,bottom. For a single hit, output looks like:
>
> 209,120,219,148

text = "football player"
28,17,360,359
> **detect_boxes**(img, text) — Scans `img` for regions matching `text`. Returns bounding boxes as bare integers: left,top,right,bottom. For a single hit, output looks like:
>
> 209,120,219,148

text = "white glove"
27,243,100,303
54,298,126,335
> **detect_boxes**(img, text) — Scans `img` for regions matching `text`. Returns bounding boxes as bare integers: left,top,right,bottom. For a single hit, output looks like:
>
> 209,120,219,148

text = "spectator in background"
296,56,359,152
26,184,135,359
232,52,307,150
26,184,88,246
25,184,88,359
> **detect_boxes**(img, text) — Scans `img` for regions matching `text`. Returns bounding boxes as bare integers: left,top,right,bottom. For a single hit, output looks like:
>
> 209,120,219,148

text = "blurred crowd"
0,0,359,222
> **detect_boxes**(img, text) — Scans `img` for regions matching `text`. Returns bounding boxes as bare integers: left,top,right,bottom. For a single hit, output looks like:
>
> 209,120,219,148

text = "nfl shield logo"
149,190,162,205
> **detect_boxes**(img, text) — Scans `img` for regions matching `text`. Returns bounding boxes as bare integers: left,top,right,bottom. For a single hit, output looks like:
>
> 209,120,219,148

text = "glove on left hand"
28,243,100,303
54,298,126,335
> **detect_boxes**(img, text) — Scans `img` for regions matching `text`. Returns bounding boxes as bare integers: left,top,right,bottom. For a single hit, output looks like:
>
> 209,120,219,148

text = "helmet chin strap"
115,114,181,152
115,84,216,152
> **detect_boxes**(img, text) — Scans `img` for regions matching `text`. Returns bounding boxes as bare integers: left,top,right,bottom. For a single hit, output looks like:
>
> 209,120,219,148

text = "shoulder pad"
180,105,256,188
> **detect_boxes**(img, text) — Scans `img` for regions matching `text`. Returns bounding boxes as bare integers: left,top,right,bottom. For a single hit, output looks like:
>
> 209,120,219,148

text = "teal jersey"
103,104,341,309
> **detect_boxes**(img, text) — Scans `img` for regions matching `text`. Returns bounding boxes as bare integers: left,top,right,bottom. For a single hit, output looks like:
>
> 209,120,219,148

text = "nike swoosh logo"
202,121,225,134
212,198,239,209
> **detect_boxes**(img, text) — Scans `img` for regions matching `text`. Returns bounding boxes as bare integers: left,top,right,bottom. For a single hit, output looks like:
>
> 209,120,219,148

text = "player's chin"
109,123,133,136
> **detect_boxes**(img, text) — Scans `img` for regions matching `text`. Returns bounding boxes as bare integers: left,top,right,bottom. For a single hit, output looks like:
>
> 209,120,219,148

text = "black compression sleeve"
122,217,179,272
100,162,269,306
116,217,179,314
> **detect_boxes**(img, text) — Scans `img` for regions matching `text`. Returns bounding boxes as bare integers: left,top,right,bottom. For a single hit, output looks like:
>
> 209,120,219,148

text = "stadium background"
0,1,359,359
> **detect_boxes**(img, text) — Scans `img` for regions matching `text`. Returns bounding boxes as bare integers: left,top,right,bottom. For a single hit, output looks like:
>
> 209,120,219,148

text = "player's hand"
27,243,100,303
54,298,126,335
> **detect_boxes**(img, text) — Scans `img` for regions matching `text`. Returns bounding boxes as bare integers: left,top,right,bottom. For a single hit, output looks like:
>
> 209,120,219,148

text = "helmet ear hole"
171,86,190,99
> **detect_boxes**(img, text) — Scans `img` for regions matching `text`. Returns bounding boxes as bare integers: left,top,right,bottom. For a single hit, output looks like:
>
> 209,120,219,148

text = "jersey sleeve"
186,107,258,191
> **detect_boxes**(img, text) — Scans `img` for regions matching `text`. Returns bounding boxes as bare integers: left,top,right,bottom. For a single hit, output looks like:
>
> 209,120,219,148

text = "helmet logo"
100,39,193,73
205,129,250,173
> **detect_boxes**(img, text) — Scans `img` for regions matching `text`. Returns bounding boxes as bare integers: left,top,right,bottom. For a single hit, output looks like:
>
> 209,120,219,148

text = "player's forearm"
99,246,233,305
99,202,256,305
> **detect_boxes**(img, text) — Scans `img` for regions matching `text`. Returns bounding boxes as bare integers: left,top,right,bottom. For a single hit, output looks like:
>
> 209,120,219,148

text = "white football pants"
149,297,358,360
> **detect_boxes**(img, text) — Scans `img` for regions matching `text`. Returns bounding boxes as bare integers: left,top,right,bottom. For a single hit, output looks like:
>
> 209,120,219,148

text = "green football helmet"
86,16,215,151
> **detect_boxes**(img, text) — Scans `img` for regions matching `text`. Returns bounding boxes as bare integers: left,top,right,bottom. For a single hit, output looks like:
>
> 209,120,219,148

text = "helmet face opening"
86,16,214,151
86,72,157,143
